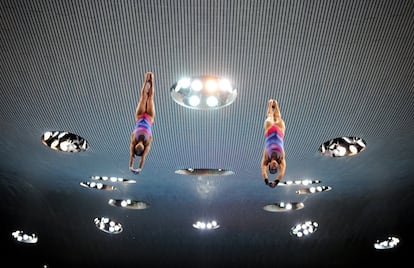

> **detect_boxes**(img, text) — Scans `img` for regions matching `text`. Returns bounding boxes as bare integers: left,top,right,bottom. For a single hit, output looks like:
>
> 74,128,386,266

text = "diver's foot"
272,100,277,109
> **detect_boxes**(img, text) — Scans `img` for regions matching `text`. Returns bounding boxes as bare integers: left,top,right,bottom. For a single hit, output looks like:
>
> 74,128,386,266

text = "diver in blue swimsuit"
261,99,286,187
129,72,155,174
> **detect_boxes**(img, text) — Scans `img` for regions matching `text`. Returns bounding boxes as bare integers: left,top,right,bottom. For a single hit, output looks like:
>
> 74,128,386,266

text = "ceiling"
1,0,413,267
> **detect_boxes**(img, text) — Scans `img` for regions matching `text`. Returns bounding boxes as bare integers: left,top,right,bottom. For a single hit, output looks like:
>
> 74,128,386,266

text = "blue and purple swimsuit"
265,125,284,159
134,113,153,142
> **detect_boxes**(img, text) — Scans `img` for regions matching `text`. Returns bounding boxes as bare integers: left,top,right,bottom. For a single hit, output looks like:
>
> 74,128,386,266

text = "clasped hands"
130,167,142,175
265,178,280,188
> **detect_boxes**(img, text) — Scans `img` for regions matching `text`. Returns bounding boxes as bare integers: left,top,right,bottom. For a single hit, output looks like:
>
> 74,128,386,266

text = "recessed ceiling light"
90,176,136,184
108,199,149,210
278,179,321,186
11,230,38,243
374,236,400,249
170,76,237,110
94,217,123,234
263,202,304,212
290,221,318,238
80,181,116,191
193,220,220,230
41,131,88,152
296,185,332,194
175,168,234,176
319,136,366,157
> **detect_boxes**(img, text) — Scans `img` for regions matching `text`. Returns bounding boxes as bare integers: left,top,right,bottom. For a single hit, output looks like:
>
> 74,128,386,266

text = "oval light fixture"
319,136,366,157
108,199,149,210
175,168,234,176
80,181,116,191
263,202,304,212
290,221,319,238
374,236,400,249
278,179,322,186
94,217,123,234
170,76,237,110
193,220,220,230
91,176,136,184
296,185,332,195
11,230,38,244
41,131,88,152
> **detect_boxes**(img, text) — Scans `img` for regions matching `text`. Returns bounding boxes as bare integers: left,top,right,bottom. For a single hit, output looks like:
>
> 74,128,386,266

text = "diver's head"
135,143,145,156
269,160,279,174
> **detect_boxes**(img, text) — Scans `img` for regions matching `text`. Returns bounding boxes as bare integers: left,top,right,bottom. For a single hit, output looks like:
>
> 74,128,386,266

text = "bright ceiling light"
319,136,366,157
175,168,234,176
206,96,219,107
178,78,191,90
278,179,321,186
205,79,217,92
41,131,89,152
91,175,136,184
291,221,318,238
374,236,400,249
191,79,203,91
188,95,200,106
12,230,38,244
296,185,332,194
263,202,304,212
80,181,116,191
218,79,232,92
108,199,149,210
171,76,237,110
193,220,220,230
94,217,123,234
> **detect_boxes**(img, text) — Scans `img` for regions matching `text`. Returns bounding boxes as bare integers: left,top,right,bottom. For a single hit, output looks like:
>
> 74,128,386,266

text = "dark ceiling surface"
1,0,414,267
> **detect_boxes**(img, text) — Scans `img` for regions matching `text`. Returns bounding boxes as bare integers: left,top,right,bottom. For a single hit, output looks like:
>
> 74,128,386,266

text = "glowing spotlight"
374,236,400,249
205,79,217,92
178,78,191,89
193,220,220,230
191,79,203,91
219,79,232,92
291,221,318,238
206,96,219,107
171,76,237,110
188,95,201,106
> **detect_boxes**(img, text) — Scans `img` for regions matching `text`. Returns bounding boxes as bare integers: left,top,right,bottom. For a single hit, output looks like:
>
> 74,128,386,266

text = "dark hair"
135,144,144,156
269,166,278,174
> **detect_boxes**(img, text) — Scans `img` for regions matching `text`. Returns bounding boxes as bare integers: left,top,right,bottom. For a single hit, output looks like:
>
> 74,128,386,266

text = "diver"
261,99,286,187
129,72,155,174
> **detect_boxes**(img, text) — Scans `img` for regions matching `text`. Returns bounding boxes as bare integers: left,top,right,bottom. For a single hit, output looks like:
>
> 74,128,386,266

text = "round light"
205,79,217,92
177,78,191,90
191,79,203,91
219,79,232,92
188,95,200,106
206,96,219,107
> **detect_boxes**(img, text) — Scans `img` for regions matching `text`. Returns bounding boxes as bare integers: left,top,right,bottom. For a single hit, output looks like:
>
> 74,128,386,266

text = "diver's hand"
268,179,280,188
130,167,142,174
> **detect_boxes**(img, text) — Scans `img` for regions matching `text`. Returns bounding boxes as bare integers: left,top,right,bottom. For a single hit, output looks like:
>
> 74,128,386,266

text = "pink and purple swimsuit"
265,125,284,159
134,113,153,142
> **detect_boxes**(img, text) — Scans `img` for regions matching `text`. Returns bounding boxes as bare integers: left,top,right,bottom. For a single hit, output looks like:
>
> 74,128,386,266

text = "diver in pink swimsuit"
129,72,155,174
261,99,286,187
